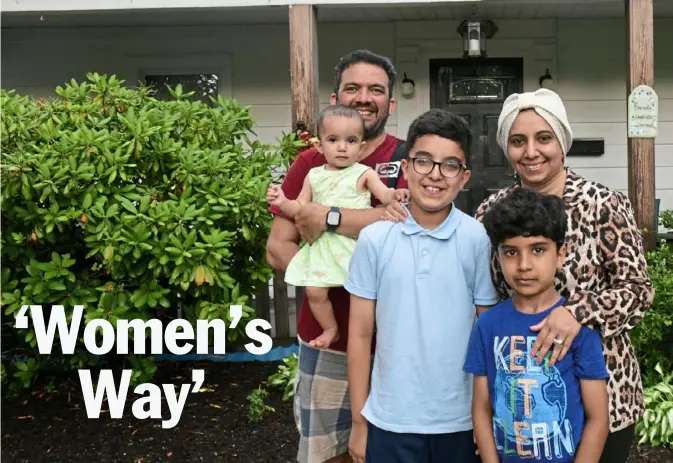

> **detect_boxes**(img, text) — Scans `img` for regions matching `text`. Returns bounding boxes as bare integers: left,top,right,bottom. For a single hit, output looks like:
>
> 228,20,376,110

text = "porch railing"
252,271,302,346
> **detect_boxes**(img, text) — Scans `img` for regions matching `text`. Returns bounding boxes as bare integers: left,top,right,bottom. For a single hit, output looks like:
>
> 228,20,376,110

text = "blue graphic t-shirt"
463,297,609,462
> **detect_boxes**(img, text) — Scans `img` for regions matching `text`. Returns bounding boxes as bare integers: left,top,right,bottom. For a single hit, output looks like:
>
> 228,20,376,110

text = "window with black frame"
145,74,219,105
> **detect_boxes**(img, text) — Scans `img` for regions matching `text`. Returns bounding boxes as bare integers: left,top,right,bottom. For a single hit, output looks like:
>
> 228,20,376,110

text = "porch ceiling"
2,0,673,28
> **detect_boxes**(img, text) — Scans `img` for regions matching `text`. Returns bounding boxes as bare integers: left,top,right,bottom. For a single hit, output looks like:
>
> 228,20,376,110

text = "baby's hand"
381,201,407,223
380,188,409,223
266,184,286,206
394,188,411,203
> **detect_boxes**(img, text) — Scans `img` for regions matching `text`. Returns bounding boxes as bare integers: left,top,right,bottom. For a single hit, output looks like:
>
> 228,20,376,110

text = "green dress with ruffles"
284,162,373,287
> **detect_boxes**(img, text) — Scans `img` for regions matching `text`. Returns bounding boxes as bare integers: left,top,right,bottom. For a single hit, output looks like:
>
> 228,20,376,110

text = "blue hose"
2,344,299,364
153,344,298,363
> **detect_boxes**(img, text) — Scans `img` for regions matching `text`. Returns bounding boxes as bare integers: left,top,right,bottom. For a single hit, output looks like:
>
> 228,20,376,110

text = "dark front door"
430,58,524,216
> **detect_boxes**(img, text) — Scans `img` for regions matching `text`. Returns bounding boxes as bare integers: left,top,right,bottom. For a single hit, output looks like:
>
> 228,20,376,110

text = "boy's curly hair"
482,188,567,251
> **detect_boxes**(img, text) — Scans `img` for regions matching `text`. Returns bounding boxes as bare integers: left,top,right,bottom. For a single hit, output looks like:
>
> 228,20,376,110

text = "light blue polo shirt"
344,204,500,434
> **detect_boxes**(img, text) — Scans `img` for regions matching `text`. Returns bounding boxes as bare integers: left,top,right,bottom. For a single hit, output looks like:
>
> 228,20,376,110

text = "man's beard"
336,98,389,141
363,113,388,141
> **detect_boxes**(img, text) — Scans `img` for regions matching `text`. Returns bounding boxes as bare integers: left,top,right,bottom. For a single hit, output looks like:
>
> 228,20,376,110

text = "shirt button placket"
418,235,431,276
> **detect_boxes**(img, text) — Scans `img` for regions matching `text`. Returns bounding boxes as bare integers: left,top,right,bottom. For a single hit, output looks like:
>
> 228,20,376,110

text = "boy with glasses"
345,108,500,462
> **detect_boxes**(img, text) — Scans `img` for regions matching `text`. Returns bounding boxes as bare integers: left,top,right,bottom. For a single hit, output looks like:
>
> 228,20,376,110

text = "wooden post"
273,271,290,340
295,286,305,311
284,4,319,342
289,4,319,134
626,0,656,251
254,282,270,325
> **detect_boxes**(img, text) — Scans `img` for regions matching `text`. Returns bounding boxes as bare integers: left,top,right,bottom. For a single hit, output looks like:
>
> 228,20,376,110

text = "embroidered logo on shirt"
375,161,400,179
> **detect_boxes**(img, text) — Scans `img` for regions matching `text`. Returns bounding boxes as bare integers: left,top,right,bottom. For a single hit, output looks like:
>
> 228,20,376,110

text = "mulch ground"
1,360,672,463
1,361,298,462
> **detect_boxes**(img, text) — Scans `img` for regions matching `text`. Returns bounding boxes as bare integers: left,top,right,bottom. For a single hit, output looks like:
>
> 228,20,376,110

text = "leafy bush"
632,236,673,387
245,353,298,421
632,229,673,450
636,363,673,448
268,353,298,401
660,210,673,230
246,386,275,422
0,73,301,394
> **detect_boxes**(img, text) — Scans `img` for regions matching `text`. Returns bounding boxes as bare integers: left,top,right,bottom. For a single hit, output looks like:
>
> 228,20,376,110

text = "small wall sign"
628,84,658,138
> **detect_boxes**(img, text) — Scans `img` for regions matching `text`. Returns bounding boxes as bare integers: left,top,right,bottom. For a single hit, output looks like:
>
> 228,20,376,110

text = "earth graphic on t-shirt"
493,353,568,445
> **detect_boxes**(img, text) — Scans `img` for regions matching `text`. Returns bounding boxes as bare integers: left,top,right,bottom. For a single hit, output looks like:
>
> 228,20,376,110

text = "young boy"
344,108,500,462
463,188,610,462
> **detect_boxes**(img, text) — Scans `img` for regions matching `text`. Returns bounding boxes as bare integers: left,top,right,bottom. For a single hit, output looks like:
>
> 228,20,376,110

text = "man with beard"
266,49,405,463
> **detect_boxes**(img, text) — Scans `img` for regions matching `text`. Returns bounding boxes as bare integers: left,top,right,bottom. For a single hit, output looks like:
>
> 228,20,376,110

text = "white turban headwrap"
496,88,573,158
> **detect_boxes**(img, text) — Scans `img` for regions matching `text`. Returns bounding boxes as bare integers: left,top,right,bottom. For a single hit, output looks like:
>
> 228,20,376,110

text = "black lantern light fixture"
539,68,553,88
457,5,497,58
401,73,415,98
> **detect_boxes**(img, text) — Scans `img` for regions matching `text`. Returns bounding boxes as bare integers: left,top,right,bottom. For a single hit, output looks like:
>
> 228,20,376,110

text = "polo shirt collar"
399,203,462,240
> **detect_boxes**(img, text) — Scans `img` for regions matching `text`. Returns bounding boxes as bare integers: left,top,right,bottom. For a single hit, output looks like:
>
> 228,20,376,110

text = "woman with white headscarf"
473,88,655,462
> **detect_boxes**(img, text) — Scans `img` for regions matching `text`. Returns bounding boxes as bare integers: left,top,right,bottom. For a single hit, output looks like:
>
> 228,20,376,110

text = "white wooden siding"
556,19,673,219
6,0,673,20
1,17,672,212
0,0,508,13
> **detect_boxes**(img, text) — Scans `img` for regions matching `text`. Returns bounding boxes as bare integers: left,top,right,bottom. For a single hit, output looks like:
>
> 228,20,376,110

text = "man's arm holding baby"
266,217,300,272
266,176,312,220
295,204,387,243
265,155,310,270
295,168,407,244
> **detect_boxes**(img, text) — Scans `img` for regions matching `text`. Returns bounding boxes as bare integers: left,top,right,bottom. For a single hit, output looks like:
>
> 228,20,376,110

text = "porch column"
626,0,656,251
271,4,319,342
289,4,319,133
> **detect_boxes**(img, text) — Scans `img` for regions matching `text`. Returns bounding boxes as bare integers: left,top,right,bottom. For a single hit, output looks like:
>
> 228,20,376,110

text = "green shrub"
0,73,301,394
635,363,673,448
246,386,275,422
632,235,673,387
660,210,673,230
246,352,298,420
268,353,298,401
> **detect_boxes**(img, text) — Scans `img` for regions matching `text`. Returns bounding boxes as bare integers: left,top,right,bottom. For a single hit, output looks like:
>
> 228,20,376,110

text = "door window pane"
450,78,503,102
438,64,520,104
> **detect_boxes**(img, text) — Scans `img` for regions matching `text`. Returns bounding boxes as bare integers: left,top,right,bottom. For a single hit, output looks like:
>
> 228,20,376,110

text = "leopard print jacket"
474,168,655,433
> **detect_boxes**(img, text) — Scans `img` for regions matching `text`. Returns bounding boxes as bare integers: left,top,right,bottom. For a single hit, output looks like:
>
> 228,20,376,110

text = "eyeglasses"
409,157,467,178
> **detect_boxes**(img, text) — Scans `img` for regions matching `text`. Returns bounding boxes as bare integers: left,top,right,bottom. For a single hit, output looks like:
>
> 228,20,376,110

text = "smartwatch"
326,206,341,232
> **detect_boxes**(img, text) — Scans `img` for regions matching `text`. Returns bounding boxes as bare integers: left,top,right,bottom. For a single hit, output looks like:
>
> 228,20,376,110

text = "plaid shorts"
293,337,351,463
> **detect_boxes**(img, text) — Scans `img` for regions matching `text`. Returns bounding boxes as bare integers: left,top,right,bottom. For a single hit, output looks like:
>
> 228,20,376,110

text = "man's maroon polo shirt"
267,134,407,352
